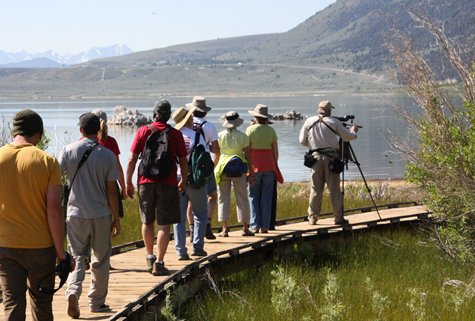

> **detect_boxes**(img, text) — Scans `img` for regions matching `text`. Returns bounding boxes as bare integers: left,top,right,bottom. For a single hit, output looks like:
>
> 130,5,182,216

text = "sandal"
218,228,229,237
242,229,255,237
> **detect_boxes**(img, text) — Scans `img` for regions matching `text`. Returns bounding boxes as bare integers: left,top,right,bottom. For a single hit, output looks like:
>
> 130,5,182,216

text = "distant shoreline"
0,91,401,101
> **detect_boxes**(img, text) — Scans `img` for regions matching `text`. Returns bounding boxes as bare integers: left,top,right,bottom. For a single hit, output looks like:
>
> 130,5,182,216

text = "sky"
1,0,337,55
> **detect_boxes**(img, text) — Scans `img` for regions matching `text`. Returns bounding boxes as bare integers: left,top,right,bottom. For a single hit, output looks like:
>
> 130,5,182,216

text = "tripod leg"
347,143,382,220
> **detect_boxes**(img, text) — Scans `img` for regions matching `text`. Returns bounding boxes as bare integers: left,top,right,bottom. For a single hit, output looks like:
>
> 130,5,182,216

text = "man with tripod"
299,101,358,225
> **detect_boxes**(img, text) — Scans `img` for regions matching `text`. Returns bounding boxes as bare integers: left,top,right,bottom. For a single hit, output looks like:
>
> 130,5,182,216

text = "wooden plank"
0,205,430,320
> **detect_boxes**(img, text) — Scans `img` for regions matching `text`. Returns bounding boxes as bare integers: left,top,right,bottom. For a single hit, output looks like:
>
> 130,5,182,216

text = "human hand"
111,220,121,237
126,183,135,199
178,178,187,193
351,125,359,133
57,250,76,272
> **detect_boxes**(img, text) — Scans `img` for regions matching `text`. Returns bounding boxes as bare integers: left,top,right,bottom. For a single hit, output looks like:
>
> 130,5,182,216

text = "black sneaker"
90,303,111,313
334,218,349,225
205,223,216,240
191,247,207,257
178,254,191,260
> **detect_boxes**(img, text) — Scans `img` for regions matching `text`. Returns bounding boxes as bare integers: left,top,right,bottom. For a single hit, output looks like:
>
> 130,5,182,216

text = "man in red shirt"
126,100,188,276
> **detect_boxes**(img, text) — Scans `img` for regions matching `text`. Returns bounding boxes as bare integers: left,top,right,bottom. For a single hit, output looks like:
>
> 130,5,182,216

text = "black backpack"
139,124,173,180
192,120,207,142
188,131,214,189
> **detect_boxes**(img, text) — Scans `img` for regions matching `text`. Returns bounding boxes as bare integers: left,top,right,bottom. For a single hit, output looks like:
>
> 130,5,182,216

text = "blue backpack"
224,156,248,177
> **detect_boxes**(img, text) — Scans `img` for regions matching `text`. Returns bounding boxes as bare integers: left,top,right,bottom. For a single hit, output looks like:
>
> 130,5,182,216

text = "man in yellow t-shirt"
0,110,67,321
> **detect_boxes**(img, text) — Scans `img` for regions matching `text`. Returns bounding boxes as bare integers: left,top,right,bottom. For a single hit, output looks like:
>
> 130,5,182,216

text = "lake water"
0,95,414,182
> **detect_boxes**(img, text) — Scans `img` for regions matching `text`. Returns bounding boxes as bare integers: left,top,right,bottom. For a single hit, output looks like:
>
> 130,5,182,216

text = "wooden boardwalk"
1,205,430,320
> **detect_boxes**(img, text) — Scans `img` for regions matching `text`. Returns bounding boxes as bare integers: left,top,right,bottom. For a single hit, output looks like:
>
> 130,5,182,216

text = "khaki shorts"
138,182,180,225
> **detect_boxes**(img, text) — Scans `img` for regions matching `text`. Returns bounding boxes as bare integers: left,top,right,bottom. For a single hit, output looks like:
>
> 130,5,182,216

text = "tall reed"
181,228,475,320
113,180,422,245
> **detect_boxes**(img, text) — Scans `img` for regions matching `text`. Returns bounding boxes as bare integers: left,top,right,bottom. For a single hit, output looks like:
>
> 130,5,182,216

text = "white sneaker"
308,214,317,225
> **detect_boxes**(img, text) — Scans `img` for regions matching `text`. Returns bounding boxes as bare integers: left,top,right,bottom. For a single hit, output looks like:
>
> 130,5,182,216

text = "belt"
312,148,336,153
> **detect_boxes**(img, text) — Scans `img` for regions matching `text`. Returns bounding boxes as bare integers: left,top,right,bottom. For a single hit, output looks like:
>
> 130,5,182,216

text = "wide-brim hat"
185,96,212,113
173,106,197,130
91,109,107,122
318,100,335,111
248,104,272,118
220,111,243,128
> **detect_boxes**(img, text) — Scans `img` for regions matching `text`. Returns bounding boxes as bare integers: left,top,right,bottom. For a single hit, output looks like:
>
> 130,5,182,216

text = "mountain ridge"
0,44,134,67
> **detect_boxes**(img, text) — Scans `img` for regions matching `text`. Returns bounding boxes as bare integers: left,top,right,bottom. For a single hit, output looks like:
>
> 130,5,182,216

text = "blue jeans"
174,183,208,255
249,171,275,230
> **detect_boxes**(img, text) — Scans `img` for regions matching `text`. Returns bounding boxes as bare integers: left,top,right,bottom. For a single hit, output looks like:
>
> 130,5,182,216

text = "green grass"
179,228,475,320
113,180,421,246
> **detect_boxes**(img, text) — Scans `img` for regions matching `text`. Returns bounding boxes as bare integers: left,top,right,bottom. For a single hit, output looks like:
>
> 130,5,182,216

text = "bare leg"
156,225,170,262
142,223,155,256
187,200,194,225
208,191,217,219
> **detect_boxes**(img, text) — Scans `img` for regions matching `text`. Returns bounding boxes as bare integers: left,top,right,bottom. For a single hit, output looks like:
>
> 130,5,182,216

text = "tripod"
340,138,382,220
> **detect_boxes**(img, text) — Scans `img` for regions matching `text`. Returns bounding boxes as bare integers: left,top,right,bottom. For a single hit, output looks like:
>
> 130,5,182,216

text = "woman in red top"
91,109,127,202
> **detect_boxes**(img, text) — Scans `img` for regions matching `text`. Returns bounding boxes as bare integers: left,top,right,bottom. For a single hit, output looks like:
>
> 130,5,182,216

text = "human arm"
210,140,220,155
116,155,127,200
46,185,67,262
125,152,139,199
178,156,188,193
107,180,121,237
214,150,220,168
335,121,358,142
299,122,309,147
271,141,279,162
243,145,254,185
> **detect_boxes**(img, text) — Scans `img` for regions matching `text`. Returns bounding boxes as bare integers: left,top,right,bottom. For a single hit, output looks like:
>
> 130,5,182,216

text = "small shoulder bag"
62,142,99,206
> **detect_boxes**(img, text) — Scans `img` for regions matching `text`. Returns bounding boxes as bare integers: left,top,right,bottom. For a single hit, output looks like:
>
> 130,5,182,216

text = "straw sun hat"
219,111,244,128
173,106,197,130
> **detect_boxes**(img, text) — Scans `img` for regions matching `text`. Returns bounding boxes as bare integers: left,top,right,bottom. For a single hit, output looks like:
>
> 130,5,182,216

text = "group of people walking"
0,97,358,321
125,97,282,277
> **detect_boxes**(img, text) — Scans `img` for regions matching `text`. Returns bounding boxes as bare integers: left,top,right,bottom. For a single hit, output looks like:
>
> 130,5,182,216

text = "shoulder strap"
193,131,201,150
70,142,99,187
308,117,338,135
147,124,157,133
193,120,207,141
321,119,338,135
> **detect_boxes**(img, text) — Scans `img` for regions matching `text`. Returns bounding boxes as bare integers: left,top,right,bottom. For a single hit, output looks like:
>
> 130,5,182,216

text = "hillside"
227,0,474,74
0,0,472,98
86,34,280,67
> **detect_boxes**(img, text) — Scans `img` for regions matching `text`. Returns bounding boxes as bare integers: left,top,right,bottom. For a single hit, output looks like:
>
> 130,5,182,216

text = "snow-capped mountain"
0,44,134,67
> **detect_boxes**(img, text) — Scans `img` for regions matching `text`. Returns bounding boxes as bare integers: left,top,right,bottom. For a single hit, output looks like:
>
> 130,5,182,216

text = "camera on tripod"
334,115,355,122
334,115,362,129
